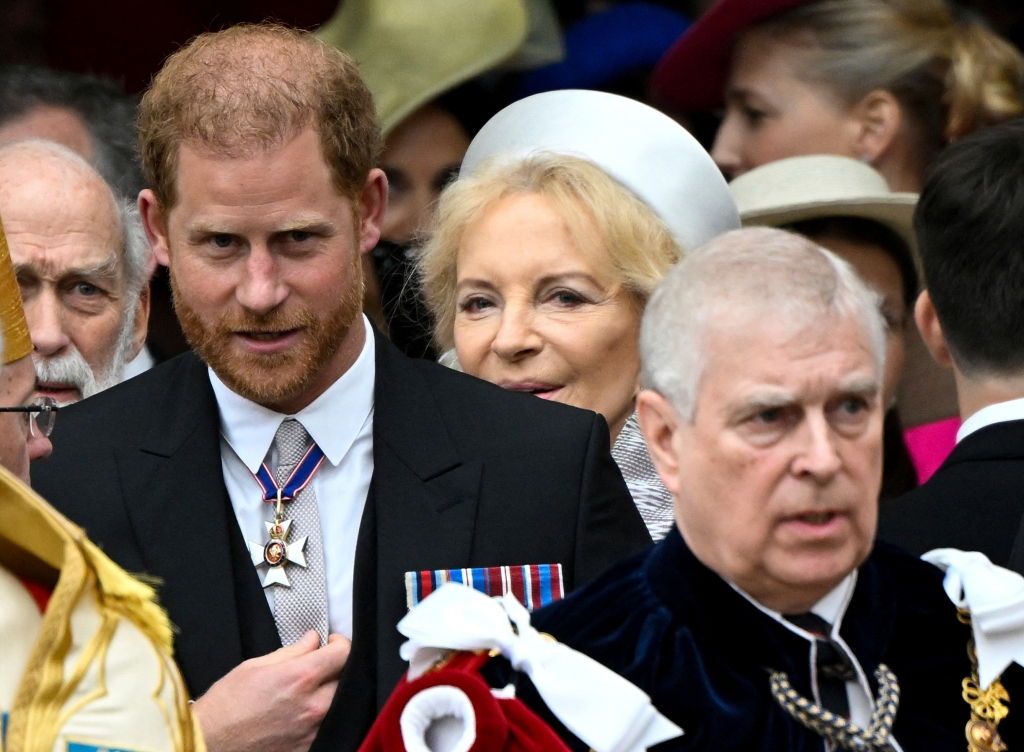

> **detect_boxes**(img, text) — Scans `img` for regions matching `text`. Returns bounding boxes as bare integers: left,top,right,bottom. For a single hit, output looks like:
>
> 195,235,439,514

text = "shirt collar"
957,396,1024,443
209,315,376,472
727,571,858,642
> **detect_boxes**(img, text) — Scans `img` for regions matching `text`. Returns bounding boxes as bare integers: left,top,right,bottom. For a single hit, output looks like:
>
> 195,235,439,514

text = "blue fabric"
254,442,326,502
531,528,977,751
516,3,689,98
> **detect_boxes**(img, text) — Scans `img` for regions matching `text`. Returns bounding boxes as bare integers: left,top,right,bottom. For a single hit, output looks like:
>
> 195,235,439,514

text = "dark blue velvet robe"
530,528,976,751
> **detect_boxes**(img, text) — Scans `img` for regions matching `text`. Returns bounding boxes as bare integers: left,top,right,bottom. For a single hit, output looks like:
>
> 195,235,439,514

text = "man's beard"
34,311,135,405
172,257,365,407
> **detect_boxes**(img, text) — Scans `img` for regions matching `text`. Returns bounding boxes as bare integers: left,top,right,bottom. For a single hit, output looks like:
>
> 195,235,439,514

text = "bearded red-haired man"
33,23,650,752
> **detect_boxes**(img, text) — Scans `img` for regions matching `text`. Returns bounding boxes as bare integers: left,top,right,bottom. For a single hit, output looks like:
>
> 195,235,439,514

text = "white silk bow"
923,548,1024,688
397,583,683,752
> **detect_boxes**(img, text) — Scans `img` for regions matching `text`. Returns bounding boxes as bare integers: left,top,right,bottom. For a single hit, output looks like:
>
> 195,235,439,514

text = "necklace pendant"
247,518,309,588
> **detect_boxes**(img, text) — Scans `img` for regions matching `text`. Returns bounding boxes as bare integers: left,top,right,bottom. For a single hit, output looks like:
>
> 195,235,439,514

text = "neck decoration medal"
247,443,326,588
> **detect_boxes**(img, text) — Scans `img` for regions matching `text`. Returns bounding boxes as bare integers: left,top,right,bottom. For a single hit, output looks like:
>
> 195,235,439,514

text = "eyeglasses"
0,397,60,437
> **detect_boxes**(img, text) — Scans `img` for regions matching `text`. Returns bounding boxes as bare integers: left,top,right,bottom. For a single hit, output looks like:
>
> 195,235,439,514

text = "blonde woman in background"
650,0,1024,473
418,90,740,541
652,0,1024,191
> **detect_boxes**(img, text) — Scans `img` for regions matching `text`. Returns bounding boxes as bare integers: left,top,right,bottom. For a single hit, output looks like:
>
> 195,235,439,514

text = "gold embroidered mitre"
0,464,206,752
0,218,30,365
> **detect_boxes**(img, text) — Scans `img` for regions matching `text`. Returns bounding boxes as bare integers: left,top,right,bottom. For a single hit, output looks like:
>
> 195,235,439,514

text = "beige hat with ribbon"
728,155,919,255
317,0,538,136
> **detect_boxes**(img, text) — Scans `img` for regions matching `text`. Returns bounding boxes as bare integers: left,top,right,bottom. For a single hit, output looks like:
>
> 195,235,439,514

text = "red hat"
651,0,816,113
359,652,574,752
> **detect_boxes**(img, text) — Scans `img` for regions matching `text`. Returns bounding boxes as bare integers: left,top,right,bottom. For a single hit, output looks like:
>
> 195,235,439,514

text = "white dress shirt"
210,315,375,639
957,396,1024,443
730,572,903,750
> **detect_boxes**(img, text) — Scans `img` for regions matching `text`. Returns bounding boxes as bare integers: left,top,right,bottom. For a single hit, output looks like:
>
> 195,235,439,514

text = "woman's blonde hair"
760,0,1024,157
418,153,681,351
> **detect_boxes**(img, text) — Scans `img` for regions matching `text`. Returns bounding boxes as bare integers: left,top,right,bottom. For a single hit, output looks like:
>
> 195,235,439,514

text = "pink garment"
903,417,962,483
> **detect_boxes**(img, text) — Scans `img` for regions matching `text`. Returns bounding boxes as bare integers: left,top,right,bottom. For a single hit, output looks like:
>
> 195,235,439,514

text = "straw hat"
460,89,740,252
317,0,530,136
728,155,918,254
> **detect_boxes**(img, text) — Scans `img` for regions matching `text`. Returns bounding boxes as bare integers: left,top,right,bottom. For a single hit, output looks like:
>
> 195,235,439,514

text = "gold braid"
770,664,900,751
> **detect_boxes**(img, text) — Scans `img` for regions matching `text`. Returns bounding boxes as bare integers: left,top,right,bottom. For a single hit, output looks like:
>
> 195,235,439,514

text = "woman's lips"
500,381,564,400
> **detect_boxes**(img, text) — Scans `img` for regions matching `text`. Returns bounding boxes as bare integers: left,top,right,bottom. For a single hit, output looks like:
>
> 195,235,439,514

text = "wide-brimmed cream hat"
729,155,919,255
318,0,539,136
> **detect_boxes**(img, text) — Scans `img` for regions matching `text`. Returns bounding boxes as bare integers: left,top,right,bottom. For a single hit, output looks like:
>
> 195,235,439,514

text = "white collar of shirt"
209,315,375,471
727,571,858,641
725,569,894,743
957,396,1024,444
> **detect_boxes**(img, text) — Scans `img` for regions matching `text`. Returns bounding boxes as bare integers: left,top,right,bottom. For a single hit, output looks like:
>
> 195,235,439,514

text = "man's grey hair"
0,139,151,301
640,227,887,421
0,65,145,200
118,198,150,303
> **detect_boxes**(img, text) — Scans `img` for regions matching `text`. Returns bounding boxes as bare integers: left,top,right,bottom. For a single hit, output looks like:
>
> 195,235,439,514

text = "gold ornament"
959,609,1010,752
0,219,31,364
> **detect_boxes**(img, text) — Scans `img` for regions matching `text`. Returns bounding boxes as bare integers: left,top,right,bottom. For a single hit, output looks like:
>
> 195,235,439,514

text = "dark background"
7,0,1017,96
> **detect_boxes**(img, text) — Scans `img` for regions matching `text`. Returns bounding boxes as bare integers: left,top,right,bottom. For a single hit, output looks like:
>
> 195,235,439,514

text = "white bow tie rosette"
398,583,683,752
923,548,1024,689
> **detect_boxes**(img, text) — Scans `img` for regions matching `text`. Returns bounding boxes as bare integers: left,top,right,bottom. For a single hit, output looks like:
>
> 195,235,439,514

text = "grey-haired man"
0,139,151,405
532,227,985,751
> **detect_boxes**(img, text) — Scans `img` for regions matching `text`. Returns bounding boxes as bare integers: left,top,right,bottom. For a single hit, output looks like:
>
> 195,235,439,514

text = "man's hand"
192,631,351,752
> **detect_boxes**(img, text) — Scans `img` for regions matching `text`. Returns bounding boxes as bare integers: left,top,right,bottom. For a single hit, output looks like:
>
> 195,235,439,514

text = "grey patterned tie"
271,418,329,646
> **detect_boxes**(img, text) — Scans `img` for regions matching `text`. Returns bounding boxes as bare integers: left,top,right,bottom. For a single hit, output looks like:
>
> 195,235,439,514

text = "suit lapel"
312,475,380,752
369,336,482,705
119,353,276,695
312,336,481,752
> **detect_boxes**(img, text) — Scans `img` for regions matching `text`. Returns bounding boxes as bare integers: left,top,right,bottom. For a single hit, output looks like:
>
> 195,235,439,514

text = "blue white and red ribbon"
252,443,326,503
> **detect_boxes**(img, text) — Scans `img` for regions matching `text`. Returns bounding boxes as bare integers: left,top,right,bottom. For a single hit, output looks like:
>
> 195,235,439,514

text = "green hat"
318,0,531,136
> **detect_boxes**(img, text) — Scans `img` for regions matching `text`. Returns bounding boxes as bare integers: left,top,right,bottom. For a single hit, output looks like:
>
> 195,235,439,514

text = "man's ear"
128,284,151,363
636,389,684,497
850,89,902,164
139,189,170,267
358,168,388,256
914,289,954,369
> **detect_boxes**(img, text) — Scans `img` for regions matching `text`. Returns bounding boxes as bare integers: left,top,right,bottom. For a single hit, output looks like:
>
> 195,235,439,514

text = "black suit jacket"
33,334,651,752
878,418,1024,571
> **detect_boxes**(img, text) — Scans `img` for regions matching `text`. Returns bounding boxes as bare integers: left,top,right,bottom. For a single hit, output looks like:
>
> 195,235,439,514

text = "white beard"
34,317,135,405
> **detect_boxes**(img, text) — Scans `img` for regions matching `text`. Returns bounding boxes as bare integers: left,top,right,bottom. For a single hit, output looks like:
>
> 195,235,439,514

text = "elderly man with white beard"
0,138,150,405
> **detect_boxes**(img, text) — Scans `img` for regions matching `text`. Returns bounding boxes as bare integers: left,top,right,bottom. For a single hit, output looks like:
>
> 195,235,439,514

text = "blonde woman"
418,90,740,540
651,0,1024,452
652,0,1024,191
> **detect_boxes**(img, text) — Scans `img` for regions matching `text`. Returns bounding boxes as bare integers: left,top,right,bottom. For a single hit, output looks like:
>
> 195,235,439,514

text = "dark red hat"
651,0,816,113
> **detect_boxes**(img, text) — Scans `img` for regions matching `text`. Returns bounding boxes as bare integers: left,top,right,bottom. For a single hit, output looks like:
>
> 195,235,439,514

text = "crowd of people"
4,0,1024,751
